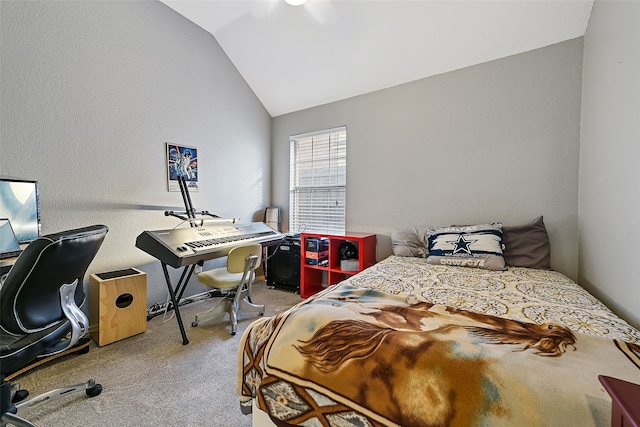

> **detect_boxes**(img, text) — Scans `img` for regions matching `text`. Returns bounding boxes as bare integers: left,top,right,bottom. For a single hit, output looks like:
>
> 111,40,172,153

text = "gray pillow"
502,216,551,270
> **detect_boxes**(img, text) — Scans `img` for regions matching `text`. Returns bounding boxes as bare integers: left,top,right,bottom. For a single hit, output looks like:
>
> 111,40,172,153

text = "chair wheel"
78,345,91,355
86,383,102,398
12,389,29,403
192,321,198,327
259,312,264,316
231,331,236,336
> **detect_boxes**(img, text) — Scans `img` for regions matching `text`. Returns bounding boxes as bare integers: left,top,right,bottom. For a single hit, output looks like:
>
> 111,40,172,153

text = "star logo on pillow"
447,235,477,255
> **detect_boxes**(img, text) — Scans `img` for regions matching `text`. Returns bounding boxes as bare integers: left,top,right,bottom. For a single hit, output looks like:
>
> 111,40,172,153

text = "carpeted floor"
10,282,302,426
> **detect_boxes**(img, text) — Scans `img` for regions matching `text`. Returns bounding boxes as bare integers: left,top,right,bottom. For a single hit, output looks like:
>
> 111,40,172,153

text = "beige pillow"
391,227,429,258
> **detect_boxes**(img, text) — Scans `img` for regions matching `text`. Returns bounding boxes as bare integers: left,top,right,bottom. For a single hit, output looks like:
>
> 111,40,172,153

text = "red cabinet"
300,232,376,298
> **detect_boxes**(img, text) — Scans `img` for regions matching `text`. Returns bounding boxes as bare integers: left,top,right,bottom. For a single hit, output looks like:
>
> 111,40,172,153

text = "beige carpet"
11,282,302,426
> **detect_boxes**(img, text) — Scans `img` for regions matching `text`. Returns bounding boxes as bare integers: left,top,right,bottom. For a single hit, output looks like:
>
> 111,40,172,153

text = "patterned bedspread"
345,256,640,343
238,257,640,426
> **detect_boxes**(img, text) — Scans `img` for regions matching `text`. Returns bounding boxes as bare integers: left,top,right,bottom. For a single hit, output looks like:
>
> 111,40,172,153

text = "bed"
238,218,640,426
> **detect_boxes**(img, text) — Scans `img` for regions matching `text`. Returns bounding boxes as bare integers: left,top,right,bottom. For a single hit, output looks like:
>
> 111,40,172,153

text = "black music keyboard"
135,222,283,268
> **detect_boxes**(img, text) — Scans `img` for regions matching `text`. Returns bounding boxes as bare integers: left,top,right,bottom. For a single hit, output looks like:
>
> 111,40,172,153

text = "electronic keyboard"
135,221,283,268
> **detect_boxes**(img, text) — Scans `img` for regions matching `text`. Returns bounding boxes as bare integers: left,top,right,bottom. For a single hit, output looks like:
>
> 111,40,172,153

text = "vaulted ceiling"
161,0,594,117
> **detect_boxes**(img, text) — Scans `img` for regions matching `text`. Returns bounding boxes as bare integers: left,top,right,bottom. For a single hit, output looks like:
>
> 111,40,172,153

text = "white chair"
191,243,264,335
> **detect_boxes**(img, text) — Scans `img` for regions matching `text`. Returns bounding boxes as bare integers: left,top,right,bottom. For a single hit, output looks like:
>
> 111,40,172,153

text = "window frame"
289,126,347,235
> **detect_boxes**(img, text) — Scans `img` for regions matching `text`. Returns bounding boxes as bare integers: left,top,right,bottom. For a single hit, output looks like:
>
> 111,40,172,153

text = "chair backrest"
226,243,262,274
0,225,108,334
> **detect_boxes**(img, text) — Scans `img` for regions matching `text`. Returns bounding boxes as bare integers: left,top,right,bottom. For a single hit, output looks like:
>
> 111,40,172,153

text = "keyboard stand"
160,262,197,345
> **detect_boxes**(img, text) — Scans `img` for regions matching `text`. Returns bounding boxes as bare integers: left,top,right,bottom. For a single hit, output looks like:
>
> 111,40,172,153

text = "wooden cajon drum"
89,268,147,346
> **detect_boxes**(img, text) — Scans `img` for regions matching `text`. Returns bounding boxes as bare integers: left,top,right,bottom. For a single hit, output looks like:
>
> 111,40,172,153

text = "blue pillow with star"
426,223,506,270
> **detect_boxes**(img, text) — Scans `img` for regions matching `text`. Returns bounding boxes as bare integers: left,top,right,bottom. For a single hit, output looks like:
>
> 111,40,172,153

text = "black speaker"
266,240,300,292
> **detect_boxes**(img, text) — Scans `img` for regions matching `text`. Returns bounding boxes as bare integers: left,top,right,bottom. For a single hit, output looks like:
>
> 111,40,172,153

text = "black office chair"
1,225,108,427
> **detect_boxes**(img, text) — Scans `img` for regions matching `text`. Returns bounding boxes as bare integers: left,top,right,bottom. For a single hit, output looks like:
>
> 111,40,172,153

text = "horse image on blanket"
291,298,576,426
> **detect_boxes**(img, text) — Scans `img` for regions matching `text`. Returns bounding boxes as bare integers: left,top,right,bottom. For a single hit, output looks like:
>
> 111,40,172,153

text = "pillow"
391,227,429,257
502,216,551,270
426,223,505,270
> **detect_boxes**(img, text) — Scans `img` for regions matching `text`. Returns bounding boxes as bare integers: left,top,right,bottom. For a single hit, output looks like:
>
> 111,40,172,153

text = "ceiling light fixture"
285,0,307,6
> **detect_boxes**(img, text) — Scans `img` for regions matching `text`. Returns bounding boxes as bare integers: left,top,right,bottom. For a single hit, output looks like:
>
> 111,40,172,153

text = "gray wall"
579,0,640,329
0,1,272,305
273,39,583,279
3,0,636,331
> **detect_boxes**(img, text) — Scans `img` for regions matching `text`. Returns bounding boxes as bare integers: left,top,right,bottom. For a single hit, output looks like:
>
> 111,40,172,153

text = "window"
289,126,346,234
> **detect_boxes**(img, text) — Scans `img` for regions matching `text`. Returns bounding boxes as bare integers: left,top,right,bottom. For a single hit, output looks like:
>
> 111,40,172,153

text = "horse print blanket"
238,284,640,426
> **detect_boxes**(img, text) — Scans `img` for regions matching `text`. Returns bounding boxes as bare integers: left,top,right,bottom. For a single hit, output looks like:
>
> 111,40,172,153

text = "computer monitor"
0,177,41,245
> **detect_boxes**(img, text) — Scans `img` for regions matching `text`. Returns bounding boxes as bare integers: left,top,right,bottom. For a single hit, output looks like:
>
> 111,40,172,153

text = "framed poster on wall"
166,143,199,192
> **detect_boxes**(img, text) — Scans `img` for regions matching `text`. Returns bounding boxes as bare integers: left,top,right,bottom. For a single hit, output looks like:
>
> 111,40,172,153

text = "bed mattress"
238,256,640,426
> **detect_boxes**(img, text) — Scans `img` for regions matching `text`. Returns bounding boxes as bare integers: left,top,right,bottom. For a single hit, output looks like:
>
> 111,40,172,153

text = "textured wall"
273,39,583,279
0,1,271,305
579,0,640,329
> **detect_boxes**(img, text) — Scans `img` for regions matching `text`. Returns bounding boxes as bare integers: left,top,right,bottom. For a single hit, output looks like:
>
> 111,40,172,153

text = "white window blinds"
289,126,346,234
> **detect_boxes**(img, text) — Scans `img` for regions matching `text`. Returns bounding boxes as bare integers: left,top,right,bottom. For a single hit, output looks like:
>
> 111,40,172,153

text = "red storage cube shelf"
300,232,376,298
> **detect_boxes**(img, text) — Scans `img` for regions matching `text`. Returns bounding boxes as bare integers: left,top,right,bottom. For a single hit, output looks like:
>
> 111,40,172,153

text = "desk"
599,375,640,427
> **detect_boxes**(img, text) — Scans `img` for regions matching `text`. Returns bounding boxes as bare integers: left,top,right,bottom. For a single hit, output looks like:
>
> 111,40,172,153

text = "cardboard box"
306,238,328,252
306,249,328,265
306,250,328,260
